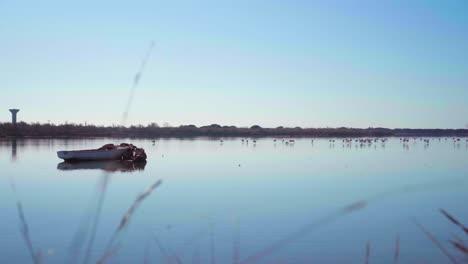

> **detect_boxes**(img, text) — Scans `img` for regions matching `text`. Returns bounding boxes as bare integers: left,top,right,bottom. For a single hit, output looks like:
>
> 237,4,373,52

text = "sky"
1,0,468,128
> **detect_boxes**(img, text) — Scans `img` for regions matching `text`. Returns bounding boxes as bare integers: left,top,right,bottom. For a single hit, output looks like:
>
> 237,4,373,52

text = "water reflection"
57,160,146,172
1,137,468,263
11,138,17,161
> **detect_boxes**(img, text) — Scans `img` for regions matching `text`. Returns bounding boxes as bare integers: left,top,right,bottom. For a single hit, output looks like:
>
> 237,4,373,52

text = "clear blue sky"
1,0,467,128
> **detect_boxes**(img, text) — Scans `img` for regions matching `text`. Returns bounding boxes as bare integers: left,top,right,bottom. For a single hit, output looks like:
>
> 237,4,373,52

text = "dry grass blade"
171,255,183,264
233,219,240,264
449,240,468,254
67,173,110,264
16,202,41,264
192,246,200,264
174,228,208,258
239,200,367,264
122,41,155,125
67,214,90,264
210,222,216,264
96,244,120,264
117,179,162,232
152,234,170,263
342,200,367,213
414,220,459,264
367,178,467,203
440,209,468,235
9,176,41,264
151,234,183,264
394,235,400,264
83,173,110,264
365,240,370,264
97,179,162,263
144,239,151,264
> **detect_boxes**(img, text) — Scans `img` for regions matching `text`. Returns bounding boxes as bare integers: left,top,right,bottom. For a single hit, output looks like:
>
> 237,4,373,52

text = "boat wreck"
57,143,147,162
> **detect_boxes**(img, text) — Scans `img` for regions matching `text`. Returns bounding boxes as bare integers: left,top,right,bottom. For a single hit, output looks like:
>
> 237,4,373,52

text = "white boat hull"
57,148,128,161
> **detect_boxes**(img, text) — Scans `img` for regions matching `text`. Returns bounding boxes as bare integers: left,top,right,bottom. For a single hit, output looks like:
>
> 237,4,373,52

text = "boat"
57,143,147,162
57,148,129,161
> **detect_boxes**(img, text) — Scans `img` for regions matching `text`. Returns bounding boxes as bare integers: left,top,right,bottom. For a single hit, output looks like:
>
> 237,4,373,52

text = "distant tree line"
1,122,468,138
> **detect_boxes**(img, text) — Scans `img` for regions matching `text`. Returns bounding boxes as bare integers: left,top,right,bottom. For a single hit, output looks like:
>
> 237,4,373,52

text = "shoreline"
1,123,468,138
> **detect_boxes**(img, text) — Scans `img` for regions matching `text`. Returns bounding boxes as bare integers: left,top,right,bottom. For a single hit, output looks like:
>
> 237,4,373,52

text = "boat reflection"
57,160,146,172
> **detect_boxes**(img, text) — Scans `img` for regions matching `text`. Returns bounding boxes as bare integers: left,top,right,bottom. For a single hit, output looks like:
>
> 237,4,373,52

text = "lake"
0,137,467,263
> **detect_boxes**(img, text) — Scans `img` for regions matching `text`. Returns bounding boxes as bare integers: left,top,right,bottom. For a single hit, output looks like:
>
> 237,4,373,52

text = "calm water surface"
0,138,467,263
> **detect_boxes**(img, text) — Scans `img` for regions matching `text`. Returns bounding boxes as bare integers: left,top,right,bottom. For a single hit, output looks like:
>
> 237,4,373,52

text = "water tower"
9,109,20,125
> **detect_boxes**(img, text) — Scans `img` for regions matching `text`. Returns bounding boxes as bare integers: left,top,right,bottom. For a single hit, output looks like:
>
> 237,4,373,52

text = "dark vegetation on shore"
1,122,468,138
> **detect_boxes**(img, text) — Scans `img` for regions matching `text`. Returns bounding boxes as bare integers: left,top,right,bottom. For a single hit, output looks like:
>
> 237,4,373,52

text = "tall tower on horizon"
9,109,20,125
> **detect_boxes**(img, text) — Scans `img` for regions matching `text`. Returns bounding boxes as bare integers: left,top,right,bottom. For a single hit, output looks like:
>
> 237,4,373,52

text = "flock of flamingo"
214,137,468,147
400,137,464,143
240,138,296,145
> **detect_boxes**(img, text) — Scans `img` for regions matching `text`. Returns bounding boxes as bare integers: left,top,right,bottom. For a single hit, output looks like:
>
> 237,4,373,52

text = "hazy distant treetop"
250,125,262,129
179,124,197,129
201,124,221,129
